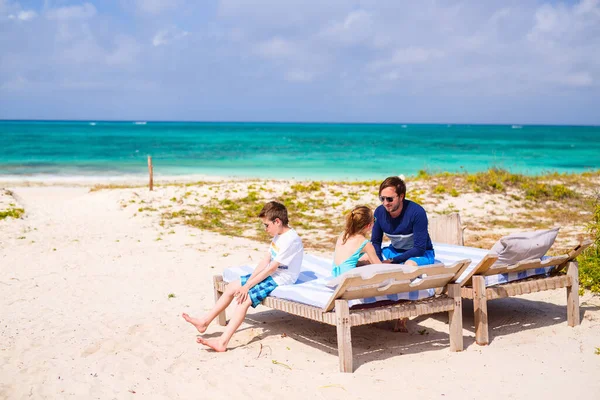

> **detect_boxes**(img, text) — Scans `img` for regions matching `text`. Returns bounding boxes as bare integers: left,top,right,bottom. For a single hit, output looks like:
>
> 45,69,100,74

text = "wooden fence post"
148,155,153,191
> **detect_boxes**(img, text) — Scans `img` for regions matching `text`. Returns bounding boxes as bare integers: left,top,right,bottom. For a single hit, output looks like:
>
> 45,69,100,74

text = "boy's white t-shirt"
268,228,304,286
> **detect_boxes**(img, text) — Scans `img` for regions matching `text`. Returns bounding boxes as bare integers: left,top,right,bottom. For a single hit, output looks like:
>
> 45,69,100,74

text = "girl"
332,205,382,277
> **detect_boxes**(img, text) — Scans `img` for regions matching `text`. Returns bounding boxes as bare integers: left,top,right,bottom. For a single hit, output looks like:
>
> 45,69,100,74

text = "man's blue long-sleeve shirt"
371,199,434,263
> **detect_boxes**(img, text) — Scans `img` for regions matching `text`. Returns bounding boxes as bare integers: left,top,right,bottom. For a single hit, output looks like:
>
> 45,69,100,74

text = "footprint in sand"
81,342,103,357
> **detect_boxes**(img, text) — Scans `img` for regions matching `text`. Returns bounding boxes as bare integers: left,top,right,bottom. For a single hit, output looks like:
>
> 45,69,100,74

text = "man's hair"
379,176,407,198
259,201,289,226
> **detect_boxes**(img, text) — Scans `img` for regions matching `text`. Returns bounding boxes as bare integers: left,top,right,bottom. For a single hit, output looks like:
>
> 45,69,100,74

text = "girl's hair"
342,205,374,244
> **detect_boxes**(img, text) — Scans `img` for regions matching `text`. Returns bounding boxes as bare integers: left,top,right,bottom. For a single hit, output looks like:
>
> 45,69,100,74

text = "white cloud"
1,0,600,123
106,35,141,67
152,27,189,47
254,37,296,59
15,10,36,21
562,72,594,87
319,9,374,45
575,0,600,15
1,75,29,91
285,69,314,82
46,3,96,20
136,0,178,14
369,47,444,70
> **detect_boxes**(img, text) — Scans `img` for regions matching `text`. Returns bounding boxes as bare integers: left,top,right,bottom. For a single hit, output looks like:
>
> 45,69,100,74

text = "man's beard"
387,202,401,214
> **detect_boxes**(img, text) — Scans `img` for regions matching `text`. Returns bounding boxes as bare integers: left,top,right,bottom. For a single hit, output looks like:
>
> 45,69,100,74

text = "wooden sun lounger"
429,213,592,346
213,259,474,373
463,240,592,345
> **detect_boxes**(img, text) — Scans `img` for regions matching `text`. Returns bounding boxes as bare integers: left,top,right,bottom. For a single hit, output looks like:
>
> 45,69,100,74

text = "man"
371,176,436,333
371,176,435,266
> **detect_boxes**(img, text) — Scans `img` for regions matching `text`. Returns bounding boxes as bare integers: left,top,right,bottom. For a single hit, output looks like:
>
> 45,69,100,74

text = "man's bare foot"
182,313,209,334
393,317,409,333
196,337,227,352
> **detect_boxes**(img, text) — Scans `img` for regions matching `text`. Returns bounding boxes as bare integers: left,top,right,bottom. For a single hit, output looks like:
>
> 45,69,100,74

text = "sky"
0,0,599,124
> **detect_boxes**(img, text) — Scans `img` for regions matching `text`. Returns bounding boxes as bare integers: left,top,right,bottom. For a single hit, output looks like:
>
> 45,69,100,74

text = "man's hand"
234,285,250,304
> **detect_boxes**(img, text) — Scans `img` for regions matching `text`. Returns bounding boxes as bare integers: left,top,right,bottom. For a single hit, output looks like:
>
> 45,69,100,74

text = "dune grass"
110,168,600,253
578,198,600,294
0,208,24,220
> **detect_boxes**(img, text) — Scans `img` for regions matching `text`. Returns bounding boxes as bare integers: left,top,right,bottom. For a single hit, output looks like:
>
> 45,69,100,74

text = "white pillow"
491,227,560,266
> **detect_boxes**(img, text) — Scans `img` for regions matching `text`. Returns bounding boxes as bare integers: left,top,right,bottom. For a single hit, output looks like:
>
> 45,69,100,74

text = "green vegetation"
168,293,176,299
433,185,446,194
290,181,322,192
578,198,600,294
0,208,24,220
90,183,142,192
116,169,599,252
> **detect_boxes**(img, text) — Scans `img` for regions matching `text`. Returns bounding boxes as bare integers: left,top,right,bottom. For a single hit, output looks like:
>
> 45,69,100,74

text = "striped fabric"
433,242,554,286
222,253,435,309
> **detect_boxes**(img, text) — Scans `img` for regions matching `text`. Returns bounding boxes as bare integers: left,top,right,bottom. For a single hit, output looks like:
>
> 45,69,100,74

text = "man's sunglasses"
379,196,397,203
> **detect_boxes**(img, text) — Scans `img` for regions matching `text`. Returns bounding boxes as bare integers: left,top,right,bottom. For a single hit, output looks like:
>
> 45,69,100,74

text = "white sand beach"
1,183,599,400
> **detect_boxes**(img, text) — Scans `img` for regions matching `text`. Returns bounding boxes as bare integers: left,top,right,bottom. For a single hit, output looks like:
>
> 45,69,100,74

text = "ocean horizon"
2,120,600,180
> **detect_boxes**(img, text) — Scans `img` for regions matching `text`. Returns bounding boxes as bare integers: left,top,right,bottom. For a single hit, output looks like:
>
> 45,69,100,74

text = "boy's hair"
342,205,374,244
379,176,407,198
259,201,289,226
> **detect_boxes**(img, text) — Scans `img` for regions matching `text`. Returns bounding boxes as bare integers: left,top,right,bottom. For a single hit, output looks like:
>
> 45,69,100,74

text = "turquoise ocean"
1,120,599,180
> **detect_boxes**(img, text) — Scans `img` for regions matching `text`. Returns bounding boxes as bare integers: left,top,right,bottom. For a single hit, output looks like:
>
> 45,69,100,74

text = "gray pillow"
491,227,560,266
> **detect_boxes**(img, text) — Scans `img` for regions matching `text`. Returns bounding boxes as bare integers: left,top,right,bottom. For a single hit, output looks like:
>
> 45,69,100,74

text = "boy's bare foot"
196,337,227,352
182,313,209,334
393,317,409,333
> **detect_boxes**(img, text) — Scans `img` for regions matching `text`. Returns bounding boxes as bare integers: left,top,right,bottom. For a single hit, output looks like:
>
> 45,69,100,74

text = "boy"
182,201,304,352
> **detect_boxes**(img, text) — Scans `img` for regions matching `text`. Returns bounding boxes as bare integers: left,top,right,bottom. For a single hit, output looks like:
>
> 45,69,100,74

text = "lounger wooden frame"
462,241,591,345
213,259,474,373
429,213,591,346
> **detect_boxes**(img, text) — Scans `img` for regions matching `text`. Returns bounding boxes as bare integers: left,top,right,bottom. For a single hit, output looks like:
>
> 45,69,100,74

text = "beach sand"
1,183,599,399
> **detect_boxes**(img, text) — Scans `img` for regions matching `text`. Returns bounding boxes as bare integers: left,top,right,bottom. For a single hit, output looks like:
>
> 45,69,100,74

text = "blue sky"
1,0,599,124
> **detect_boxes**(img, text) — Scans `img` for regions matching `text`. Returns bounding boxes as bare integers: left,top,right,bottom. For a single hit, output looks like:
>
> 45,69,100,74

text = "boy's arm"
235,252,280,304
245,252,271,281
241,260,280,290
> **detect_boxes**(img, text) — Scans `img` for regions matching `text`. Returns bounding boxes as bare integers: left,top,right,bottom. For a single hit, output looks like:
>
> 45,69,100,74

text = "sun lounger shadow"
424,296,597,344
235,310,477,368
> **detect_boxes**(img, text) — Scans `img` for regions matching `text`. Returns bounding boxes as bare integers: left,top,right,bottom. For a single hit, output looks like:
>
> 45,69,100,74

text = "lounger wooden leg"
447,284,463,352
566,261,580,327
473,276,489,345
335,299,352,373
213,275,227,326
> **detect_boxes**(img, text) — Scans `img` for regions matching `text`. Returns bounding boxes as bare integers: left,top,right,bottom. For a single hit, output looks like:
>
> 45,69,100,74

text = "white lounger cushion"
433,242,554,286
222,242,554,309
222,254,434,309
